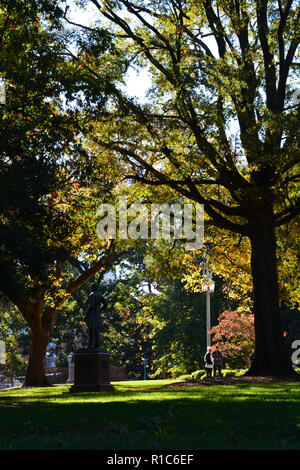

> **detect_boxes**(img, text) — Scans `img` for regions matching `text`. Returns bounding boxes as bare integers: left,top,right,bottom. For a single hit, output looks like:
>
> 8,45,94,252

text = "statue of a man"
84,282,107,351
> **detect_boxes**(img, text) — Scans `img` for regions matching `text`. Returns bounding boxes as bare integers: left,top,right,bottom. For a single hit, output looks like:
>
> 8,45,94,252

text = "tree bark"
246,208,295,376
23,327,52,387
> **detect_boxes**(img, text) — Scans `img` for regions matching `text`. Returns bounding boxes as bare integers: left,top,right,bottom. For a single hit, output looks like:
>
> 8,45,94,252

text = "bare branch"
256,0,277,109
43,241,116,317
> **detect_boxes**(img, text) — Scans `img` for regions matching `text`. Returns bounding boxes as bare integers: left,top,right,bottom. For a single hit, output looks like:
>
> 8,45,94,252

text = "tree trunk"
23,328,52,387
246,211,295,376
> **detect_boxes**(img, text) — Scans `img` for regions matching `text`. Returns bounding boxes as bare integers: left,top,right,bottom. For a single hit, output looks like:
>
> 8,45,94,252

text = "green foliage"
191,370,205,380
190,368,247,379
221,369,247,378
0,2,84,301
3,349,28,381
175,374,192,382
149,277,231,376
0,0,120,306
54,353,69,368
101,249,155,378
0,300,29,380
221,370,236,378
166,365,190,379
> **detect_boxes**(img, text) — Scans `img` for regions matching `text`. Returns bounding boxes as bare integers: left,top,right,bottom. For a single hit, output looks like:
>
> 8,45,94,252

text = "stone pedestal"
69,350,115,392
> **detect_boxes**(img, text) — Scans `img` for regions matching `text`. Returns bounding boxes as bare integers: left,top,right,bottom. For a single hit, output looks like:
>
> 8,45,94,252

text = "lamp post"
0,340,5,366
201,267,215,349
142,358,148,380
67,354,74,384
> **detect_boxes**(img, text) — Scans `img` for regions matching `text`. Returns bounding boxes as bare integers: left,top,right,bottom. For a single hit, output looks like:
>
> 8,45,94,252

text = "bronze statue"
84,282,107,351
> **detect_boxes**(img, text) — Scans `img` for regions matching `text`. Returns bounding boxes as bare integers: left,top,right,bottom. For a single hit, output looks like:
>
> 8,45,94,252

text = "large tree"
0,1,119,386
71,0,299,375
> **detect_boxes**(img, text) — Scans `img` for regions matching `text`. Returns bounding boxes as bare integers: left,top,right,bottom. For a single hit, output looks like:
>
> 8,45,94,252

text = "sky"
68,2,152,102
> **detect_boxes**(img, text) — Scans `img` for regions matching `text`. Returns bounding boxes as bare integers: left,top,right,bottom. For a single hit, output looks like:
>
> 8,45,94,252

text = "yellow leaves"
183,229,252,307
276,220,300,307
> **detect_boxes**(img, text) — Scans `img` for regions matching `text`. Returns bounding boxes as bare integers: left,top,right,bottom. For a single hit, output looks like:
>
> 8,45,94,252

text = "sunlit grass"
0,379,300,450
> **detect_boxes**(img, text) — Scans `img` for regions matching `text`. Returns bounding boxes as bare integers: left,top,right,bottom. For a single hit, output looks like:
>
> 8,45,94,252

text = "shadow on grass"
0,382,300,450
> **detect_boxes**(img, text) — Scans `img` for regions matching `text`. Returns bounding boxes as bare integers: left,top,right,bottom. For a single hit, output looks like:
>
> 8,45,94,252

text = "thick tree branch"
101,140,250,233
43,241,116,320
274,199,300,226
256,0,277,110
277,1,299,108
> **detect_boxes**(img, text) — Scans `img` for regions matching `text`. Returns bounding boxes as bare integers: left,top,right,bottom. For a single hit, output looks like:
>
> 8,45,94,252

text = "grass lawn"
0,378,300,450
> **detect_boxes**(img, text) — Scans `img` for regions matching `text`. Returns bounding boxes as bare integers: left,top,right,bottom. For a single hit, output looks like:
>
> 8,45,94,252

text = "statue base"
69,350,115,393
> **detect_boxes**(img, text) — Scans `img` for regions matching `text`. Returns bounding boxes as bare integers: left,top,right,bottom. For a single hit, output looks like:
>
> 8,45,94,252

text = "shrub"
191,369,205,380
168,365,190,378
222,369,247,377
176,374,192,381
190,368,248,379
222,369,236,377
210,311,255,368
